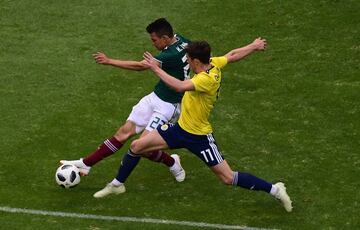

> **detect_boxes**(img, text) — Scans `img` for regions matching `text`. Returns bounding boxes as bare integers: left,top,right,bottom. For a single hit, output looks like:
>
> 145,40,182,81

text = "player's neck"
194,63,212,74
167,36,177,46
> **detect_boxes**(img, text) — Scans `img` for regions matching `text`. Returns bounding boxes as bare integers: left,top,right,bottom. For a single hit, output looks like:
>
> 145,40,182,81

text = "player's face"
149,33,167,50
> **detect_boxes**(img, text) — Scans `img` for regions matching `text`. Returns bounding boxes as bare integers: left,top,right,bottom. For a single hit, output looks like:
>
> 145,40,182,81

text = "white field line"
0,206,278,230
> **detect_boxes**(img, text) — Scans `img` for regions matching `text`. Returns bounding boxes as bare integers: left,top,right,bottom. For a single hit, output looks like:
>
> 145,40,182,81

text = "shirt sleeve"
154,52,172,68
191,73,215,93
210,56,228,69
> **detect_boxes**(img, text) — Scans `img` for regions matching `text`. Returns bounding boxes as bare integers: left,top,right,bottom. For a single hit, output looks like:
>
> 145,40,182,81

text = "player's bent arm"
152,66,195,92
143,51,194,92
225,37,267,63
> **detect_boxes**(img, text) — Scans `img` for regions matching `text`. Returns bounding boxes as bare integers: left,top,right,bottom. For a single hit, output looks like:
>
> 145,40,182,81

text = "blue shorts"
157,123,224,166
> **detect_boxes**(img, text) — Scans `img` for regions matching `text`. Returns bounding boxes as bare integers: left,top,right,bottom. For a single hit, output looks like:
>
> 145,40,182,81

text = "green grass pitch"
1,0,359,229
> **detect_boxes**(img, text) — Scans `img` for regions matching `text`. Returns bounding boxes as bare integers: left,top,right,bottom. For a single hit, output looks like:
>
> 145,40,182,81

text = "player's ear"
161,35,170,40
194,58,201,65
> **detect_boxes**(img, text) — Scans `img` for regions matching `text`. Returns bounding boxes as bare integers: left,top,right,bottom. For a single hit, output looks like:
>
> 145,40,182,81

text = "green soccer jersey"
154,34,191,103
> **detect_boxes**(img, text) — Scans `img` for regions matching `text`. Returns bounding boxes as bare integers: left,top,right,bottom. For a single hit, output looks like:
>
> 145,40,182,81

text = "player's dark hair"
146,18,174,38
185,41,211,64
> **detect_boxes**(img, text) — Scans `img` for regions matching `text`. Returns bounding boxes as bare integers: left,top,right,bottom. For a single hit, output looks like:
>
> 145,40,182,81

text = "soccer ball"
55,164,81,188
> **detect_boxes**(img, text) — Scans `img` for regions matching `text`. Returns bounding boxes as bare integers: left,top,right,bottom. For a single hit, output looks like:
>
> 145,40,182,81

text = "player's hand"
143,51,159,71
252,37,267,51
93,52,110,64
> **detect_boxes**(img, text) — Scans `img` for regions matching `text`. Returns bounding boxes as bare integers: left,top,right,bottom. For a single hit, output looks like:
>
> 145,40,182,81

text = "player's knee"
130,140,143,155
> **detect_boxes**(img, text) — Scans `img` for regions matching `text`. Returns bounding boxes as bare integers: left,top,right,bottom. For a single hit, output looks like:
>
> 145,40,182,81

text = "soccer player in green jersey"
94,39,293,212
61,18,191,193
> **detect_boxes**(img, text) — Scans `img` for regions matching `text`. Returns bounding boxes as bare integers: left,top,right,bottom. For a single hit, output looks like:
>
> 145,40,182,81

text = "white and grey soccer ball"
55,164,81,188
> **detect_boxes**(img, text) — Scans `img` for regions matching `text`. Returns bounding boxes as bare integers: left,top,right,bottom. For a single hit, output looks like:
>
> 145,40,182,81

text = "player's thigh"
187,134,225,167
139,129,150,138
153,101,180,124
146,95,180,131
127,93,154,133
130,130,169,154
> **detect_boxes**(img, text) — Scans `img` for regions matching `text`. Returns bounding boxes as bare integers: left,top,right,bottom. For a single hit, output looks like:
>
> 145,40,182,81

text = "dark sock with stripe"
115,149,141,183
147,150,175,167
83,137,123,167
232,171,272,193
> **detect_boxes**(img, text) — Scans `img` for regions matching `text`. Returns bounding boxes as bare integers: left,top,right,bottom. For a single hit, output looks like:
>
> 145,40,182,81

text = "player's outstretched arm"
225,37,267,63
143,52,195,92
93,52,157,71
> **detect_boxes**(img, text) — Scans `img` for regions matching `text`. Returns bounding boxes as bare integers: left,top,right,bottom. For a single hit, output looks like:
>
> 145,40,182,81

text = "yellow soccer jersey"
178,56,228,135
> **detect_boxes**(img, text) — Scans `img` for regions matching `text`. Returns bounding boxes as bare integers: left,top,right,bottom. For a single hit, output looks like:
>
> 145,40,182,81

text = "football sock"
111,178,123,187
270,185,279,196
232,171,272,193
147,150,175,167
83,136,123,166
115,149,141,183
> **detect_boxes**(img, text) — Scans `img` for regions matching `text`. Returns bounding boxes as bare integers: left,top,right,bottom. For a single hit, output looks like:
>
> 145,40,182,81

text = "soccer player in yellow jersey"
96,38,293,212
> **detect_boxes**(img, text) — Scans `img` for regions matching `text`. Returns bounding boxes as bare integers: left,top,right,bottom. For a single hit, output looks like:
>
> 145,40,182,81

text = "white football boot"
169,154,186,182
93,183,126,198
60,158,91,176
274,182,293,212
